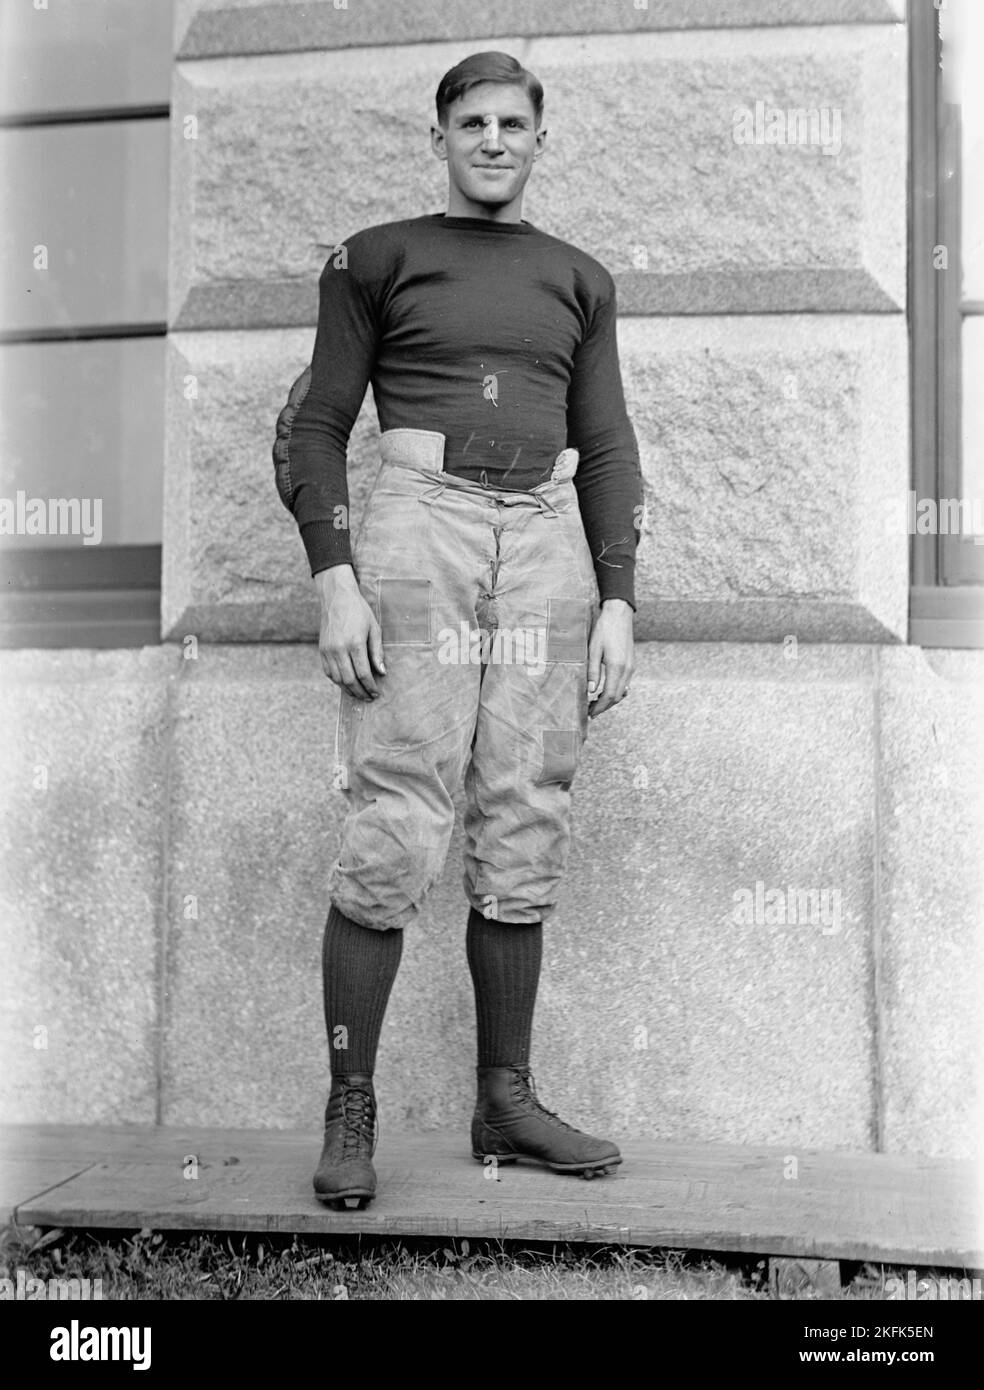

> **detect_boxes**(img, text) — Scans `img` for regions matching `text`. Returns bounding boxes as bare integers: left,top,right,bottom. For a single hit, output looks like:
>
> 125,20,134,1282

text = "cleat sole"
473,1151,621,1176
315,1190,375,1210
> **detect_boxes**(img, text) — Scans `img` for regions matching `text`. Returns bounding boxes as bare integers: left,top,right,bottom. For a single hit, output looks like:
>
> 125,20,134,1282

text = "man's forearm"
574,465,643,611
301,518,354,578
314,562,360,606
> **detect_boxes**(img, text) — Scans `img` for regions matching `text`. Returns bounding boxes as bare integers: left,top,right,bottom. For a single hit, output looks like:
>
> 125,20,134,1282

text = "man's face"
431,81,546,216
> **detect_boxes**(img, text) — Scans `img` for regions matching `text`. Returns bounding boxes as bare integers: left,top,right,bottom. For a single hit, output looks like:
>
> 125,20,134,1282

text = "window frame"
0,103,167,649
908,0,984,647
0,545,162,649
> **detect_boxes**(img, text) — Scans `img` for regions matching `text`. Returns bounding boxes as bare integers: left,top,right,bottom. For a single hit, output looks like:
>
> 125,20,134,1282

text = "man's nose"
481,116,502,149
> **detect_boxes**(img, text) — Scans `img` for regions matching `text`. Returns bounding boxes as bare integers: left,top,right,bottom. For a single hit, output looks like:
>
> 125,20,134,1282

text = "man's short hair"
435,51,544,128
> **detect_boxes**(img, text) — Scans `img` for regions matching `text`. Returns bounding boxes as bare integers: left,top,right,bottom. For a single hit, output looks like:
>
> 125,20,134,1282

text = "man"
273,51,643,1209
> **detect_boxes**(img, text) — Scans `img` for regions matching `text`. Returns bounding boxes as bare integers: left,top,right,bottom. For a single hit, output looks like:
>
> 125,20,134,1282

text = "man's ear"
533,125,548,162
430,122,448,161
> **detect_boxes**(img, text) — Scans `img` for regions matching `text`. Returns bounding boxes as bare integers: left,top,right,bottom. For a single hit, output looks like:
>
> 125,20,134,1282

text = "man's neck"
445,192,525,223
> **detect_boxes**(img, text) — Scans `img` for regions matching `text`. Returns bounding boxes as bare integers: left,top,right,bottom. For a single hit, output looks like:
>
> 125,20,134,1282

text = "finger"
587,654,604,703
368,620,387,677
608,665,631,702
588,677,613,718
334,650,373,701
320,646,338,684
351,646,382,699
590,664,627,719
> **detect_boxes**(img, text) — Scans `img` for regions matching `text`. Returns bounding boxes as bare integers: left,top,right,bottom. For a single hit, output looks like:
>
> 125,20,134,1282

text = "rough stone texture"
4,641,981,1155
627,316,908,642
159,646,332,1126
0,648,173,1125
161,329,370,642
161,316,909,644
168,27,906,328
529,642,877,1148
175,0,906,59
876,648,984,1159
160,642,877,1149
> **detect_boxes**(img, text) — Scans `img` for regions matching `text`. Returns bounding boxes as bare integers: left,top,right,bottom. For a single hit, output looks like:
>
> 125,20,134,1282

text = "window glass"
0,0,173,119
0,119,169,334
0,337,164,548
961,318,984,528
940,0,984,302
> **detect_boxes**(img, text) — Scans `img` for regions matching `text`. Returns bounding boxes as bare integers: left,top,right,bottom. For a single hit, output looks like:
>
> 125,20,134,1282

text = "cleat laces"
513,1067,579,1133
338,1083,378,1159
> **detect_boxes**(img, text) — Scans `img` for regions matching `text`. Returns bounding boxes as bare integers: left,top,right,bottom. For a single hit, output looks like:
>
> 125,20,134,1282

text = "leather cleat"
471,1064,622,1176
313,1073,378,1209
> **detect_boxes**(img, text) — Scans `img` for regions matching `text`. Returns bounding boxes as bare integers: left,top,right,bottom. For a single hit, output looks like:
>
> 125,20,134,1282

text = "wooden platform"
1,1125,981,1267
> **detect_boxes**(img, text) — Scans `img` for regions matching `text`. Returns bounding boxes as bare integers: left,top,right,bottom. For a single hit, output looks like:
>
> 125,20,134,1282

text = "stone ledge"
175,0,907,59
169,270,903,335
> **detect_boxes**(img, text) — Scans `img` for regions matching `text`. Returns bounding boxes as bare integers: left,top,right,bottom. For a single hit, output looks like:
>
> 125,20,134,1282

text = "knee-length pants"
328,428,600,930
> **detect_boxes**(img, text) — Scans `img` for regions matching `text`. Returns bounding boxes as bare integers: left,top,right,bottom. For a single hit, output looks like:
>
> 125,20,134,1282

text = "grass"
1,1222,964,1301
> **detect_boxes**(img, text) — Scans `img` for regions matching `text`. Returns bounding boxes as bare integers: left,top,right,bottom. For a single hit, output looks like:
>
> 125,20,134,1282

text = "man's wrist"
600,596,634,613
314,563,358,602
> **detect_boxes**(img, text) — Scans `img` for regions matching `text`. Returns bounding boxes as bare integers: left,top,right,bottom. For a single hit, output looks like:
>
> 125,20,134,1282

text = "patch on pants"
534,729,578,787
547,597,589,663
376,578,432,644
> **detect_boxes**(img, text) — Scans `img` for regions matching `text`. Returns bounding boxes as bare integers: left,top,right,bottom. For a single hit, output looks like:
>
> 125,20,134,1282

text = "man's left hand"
587,598,634,719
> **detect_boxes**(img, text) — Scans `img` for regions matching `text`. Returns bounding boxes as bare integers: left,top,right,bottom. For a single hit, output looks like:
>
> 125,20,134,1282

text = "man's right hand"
315,565,386,700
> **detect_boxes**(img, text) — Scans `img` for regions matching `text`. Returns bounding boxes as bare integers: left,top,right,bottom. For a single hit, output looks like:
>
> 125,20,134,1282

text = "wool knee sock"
466,906,543,1068
322,902,404,1077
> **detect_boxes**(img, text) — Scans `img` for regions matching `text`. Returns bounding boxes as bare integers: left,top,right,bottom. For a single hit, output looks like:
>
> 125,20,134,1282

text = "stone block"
0,648,172,1124
876,647,984,1159
168,26,906,327
161,315,909,644
526,641,877,1148
624,314,909,643
159,645,332,1125
162,330,329,642
160,642,877,1149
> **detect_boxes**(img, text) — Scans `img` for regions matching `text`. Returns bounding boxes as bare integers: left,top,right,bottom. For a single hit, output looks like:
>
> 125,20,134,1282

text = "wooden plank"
0,1126,286,1224
0,1159,98,1227
2,1124,290,1164
3,1126,980,1266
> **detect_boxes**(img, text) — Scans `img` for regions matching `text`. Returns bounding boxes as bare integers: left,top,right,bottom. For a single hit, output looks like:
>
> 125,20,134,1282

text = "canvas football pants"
328,427,600,929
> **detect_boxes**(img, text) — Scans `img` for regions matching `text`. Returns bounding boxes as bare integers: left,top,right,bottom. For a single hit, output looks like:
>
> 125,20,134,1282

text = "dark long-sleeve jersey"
280,212,644,608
